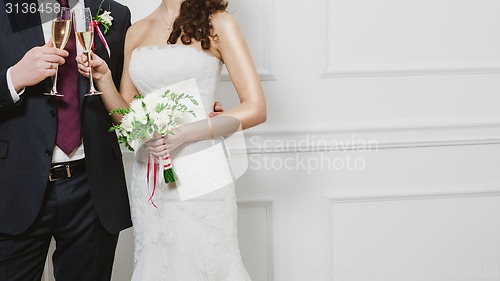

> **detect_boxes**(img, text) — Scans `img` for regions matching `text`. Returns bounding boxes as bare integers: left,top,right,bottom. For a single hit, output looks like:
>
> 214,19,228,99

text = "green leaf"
109,107,130,116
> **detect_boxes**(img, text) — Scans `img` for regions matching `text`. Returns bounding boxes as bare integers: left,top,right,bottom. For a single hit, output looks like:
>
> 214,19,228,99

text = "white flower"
157,109,173,130
129,99,142,111
129,100,148,124
111,87,199,153
121,114,133,132
149,111,161,126
99,11,113,26
143,97,158,114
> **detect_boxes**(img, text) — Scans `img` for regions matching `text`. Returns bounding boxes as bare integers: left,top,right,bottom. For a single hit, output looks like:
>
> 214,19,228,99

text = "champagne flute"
72,8,102,96
44,7,72,96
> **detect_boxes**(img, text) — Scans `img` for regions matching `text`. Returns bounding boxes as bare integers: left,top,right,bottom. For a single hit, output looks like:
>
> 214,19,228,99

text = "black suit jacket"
0,0,132,235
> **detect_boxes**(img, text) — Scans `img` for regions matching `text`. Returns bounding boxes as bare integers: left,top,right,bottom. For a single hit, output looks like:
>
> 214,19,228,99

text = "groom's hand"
10,41,68,91
208,102,224,117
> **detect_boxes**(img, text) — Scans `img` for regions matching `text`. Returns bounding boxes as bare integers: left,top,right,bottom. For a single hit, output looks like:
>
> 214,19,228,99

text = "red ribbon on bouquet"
146,154,159,208
146,153,176,208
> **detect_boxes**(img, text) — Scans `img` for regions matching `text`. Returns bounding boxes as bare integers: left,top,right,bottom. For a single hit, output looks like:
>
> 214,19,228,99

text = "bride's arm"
211,12,267,129
147,12,267,157
77,27,141,124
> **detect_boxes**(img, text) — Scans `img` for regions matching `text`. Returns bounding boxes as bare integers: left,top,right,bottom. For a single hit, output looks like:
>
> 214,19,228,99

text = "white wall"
48,0,500,280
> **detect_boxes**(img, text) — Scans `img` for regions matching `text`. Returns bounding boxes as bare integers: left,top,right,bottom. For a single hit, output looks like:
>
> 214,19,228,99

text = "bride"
77,0,266,280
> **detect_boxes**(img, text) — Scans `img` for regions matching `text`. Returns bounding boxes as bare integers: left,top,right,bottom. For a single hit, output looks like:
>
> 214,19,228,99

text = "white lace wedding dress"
128,44,252,281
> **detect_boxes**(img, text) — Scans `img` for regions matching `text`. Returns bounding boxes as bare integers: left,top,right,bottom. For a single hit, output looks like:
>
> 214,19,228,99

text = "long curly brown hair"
167,0,228,50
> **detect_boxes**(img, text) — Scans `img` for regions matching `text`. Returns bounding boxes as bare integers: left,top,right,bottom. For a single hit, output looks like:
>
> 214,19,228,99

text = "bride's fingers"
146,139,166,151
149,150,168,157
147,145,167,153
77,53,88,66
77,53,103,67
78,67,89,78
76,54,85,66
89,51,104,62
146,134,172,156
88,56,103,68
145,138,164,147
147,135,165,145
76,55,90,77
77,61,89,73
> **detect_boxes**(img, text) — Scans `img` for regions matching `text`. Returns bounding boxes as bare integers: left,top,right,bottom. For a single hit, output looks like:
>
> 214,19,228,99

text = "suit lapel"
12,7,44,47
86,0,101,19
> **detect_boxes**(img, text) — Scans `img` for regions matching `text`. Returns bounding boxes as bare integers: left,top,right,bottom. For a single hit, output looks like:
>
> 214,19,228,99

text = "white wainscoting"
322,0,500,77
245,118,500,154
324,183,500,203
324,182,500,281
41,122,500,281
238,122,500,281
221,0,277,80
237,194,279,281
325,191,500,281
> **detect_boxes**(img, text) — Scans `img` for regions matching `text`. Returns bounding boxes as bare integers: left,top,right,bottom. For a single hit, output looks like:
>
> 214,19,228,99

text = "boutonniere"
92,0,112,57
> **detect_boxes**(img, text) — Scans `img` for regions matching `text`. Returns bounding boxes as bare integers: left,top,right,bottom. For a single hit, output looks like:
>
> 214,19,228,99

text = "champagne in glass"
45,7,72,96
75,31,94,51
72,8,102,96
52,19,72,49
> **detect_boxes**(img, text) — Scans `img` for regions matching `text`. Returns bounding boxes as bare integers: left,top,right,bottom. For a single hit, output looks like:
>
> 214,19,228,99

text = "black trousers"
0,171,119,281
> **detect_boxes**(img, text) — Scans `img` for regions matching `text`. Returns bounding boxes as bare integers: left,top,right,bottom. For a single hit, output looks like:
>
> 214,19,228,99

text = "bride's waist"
135,138,226,163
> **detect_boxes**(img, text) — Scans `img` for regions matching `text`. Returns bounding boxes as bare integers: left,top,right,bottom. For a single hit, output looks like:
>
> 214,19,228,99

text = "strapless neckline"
129,39,223,125
132,44,222,63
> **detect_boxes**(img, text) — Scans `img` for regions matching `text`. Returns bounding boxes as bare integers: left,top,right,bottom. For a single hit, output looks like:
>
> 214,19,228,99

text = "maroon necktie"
56,0,81,155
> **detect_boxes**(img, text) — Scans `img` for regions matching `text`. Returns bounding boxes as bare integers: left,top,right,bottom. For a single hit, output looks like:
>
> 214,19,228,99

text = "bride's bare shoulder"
124,14,158,51
211,11,239,31
127,14,157,39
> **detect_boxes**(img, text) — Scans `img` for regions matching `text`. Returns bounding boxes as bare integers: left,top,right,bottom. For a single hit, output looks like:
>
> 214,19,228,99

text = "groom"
0,1,225,280
0,0,132,280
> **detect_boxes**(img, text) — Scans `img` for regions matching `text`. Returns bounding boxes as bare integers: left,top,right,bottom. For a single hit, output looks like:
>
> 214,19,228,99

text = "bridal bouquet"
109,89,198,186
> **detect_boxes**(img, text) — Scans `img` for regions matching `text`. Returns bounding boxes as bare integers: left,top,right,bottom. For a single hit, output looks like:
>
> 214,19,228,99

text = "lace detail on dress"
129,44,251,281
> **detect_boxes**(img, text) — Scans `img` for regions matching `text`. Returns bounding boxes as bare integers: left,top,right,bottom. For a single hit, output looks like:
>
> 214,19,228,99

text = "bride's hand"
76,52,110,80
146,129,188,157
